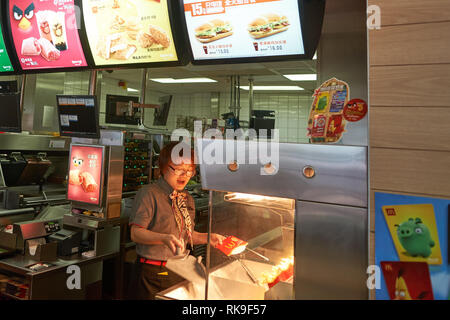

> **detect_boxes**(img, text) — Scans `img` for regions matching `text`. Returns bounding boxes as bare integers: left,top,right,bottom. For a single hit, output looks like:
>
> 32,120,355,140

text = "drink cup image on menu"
50,12,68,51
247,13,290,39
35,11,53,43
195,19,233,43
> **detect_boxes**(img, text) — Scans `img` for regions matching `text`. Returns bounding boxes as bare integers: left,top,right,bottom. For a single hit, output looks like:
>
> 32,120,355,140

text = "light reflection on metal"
224,192,295,211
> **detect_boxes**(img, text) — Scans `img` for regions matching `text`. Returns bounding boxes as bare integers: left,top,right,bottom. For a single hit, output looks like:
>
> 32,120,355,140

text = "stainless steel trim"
295,201,368,299
198,140,368,208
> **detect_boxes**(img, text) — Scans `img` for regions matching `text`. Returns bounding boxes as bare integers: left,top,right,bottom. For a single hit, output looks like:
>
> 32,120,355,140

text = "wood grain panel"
368,0,450,26
369,65,450,107
370,148,450,196
369,22,450,66
370,107,450,151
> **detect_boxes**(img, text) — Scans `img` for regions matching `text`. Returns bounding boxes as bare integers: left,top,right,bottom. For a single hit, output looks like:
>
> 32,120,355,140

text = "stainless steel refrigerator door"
197,139,367,207
295,201,368,299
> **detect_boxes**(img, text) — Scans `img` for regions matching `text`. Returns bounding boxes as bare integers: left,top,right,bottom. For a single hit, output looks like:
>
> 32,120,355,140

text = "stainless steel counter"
0,251,119,299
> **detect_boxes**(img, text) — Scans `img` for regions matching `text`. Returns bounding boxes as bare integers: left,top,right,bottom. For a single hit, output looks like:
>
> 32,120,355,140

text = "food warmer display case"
157,140,368,300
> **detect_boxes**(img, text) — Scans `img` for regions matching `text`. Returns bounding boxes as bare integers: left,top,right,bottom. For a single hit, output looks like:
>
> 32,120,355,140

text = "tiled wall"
148,91,314,144
218,92,313,143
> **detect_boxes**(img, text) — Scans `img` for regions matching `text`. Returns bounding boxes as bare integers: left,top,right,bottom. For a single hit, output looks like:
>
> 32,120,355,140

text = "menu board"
8,0,87,70
0,25,14,73
82,0,179,66
68,145,104,206
183,0,305,61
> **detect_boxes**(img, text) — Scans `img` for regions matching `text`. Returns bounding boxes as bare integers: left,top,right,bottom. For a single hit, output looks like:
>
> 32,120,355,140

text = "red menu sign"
68,145,104,205
9,0,87,70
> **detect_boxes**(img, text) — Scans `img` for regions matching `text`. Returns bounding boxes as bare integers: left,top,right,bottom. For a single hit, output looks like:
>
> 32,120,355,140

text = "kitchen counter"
0,251,119,300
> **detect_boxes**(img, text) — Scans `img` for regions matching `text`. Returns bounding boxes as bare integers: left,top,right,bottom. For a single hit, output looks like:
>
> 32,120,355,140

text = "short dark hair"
158,142,196,174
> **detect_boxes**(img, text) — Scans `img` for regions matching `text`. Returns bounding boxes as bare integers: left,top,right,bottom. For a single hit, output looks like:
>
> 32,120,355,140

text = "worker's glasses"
169,165,195,177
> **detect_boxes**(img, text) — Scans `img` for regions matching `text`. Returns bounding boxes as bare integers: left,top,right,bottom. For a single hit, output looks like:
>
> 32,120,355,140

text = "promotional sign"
380,262,434,300
375,192,450,300
307,78,350,144
68,145,104,206
0,25,14,73
82,0,179,66
8,0,87,70
343,98,368,122
382,204,442,265
183,0,304,61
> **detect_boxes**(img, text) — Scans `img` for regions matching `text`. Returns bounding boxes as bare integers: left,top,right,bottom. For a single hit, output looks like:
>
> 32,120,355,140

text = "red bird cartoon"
13,2,35,32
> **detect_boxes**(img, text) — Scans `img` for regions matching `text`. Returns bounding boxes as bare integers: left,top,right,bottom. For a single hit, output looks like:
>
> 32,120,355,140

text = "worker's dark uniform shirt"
129,177,196,261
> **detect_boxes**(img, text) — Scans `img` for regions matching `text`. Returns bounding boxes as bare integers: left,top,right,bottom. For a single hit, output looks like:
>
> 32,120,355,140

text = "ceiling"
101,59,318,95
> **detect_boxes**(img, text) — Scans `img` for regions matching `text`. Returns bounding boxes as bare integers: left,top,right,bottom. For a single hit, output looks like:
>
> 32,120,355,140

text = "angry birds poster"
375,192,450,300
383,204,442,265
381,261,434,300
8,0,87,70
67,145,104,205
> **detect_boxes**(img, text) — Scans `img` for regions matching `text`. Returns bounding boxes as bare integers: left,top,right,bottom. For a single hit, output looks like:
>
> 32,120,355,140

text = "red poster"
326,114,344,138
381,261,434,300
343,98,368,122
311,114,327,137
9,0,87,70
67,145,103,205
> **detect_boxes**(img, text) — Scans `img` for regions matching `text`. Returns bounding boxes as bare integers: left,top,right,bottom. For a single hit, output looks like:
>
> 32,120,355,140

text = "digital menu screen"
68,144,104,206
8,0,87,70
82,0,179,66
57,95,100,139
183,0,305,61
0,25,14,73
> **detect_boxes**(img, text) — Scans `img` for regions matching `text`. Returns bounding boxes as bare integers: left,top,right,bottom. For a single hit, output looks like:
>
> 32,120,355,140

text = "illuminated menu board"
82,0,179,66
183,0,305,62
8,0,87,71
0,25,14,73
68,144,104,206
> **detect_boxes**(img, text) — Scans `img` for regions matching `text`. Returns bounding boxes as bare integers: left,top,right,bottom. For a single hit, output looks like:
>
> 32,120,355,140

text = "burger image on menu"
248,13,290,39
195,19,233,43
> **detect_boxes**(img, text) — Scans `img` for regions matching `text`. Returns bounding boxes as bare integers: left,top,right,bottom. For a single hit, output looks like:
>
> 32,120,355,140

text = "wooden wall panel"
368,0,450,26
370,148,450,197
369,65,450,107
370,107,450,151
368,0,450,300
369,22,450,66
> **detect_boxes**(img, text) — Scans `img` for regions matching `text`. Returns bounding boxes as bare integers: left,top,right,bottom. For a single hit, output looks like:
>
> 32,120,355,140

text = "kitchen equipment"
48,229,82,256
195,140,367,300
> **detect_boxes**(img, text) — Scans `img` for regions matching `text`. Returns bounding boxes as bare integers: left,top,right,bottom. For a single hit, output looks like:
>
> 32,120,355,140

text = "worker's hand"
210,233,226,248
162,234,184,254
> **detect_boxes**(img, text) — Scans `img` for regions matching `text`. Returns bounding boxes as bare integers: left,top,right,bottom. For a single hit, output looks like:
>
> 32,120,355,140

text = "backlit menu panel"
183,0,305,61
0,25,14,72
82,0,178,66
8,0,87,70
